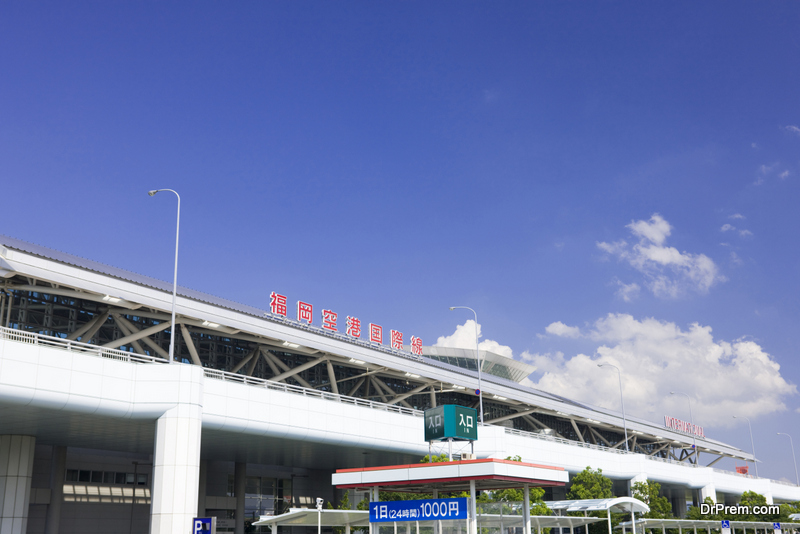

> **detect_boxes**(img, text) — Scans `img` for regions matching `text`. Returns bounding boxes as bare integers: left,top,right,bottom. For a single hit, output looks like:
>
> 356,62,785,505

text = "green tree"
686,497,719,521
327,492,353,534
778,501,800,522
567,467,614,534
631,480,672,519
568,467,613,499
421,453,450,463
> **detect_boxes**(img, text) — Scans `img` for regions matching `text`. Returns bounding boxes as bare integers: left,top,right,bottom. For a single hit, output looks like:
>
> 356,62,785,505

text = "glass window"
78,470,90,482
115,472,127,484
91,471,103,483
104,472,114,484
137,474,147,486
65,469,79,482
126,473,135,484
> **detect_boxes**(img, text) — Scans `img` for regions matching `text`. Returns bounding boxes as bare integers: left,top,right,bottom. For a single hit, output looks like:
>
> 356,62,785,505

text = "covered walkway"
615,519,800,534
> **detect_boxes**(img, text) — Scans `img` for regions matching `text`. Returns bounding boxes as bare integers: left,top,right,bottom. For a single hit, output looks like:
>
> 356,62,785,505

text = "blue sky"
1,2,799,482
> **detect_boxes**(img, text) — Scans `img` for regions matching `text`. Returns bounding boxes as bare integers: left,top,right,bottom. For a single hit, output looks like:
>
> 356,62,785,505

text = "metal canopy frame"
615,518,800,534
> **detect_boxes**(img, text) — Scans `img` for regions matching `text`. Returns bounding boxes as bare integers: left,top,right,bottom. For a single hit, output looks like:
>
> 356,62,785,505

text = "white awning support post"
470,479,478,534
523,484,532,534
608,510,613,534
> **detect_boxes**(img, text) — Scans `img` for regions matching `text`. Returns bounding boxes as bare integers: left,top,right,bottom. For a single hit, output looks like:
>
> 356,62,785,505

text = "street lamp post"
732,415,758,477
670,391,696,458
449,306,483,424
148,189,181,363
598,363,629,452
776,432,799,486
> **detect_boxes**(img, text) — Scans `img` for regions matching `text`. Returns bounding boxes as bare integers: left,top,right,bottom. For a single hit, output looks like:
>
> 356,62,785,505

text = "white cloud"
730,251,743,265
435,320,513,358
785,125,800,136
779,170,790,180
597,214,724,298
721,224,735,232
627,214,671,246
751,142,758,149
614,280,641,302
527,313,797,427
730,214,745,220
739,229,753,237
544,321,582,338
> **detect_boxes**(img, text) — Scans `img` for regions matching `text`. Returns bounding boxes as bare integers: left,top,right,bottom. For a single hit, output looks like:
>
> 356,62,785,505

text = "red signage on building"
664,415,705,438
269,292,422,356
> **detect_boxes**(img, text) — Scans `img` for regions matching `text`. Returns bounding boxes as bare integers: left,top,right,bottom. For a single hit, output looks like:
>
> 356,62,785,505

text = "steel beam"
179,324,202,366
569,419,585,443
385,382,435,406
262,351,313,388
270,356,326,383
370,376,414,409
111,315,147,355
231,347,259,374
67,310,109,342
486,408,539,425
110,315,170,359
326,360,339,395
347,377,365,397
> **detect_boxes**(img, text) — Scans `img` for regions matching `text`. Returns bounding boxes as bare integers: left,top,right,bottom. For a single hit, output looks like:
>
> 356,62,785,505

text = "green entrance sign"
424,405,478,442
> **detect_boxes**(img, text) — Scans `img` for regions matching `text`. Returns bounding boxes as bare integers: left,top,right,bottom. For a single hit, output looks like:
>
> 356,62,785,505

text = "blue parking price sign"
193,517,216,534
370,498,468,523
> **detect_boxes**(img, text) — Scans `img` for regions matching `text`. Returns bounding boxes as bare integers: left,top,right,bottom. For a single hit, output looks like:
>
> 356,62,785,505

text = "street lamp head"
670,391,676,395
449,307,455,311
148,190,159,197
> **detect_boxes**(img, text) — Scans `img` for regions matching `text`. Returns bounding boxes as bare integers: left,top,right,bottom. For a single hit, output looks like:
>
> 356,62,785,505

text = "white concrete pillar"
699,485,716,504
628,473,647,497
149,405,202,534
469,479,477,534
235,462,246,534
0,435,36,534
523,485,531,534
45,445,67,534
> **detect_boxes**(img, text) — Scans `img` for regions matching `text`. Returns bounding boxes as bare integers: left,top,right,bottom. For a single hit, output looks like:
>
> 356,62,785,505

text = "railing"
504,427,630,455
4,325,793,488
203,367,425,417
0,326,168,365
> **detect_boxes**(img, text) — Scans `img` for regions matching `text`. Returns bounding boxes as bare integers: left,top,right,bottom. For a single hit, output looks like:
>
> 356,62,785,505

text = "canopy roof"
253,509,603,529
545,497,650,514
254,509,370,527
616,519,800,530
333,459,568,493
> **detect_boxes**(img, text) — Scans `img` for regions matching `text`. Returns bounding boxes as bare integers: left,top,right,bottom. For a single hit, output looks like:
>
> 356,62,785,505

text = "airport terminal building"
0,235,797,534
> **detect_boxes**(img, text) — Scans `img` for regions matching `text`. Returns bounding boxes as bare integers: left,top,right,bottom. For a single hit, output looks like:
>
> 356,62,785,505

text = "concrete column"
45,445,67,534
0,435,36,534
469,479,477,534
523,485,531,534
699,485,716,504
149,405,202,534
235,462,246,534
628,473,647,496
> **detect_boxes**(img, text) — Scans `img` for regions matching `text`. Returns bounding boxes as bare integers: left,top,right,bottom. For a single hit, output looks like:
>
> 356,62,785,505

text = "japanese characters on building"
269,291,423,356
664,415,705,438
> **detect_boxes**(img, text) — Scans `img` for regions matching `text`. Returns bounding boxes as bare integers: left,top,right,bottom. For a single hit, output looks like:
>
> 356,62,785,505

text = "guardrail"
504,427,630,456
202,367,425,417
0,326,168,365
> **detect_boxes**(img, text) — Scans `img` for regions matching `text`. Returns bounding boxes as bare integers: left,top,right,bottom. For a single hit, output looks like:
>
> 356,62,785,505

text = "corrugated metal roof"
0,234,269,318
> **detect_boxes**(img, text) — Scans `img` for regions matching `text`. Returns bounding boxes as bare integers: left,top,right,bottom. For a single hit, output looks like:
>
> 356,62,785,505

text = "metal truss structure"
0,271,731,468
